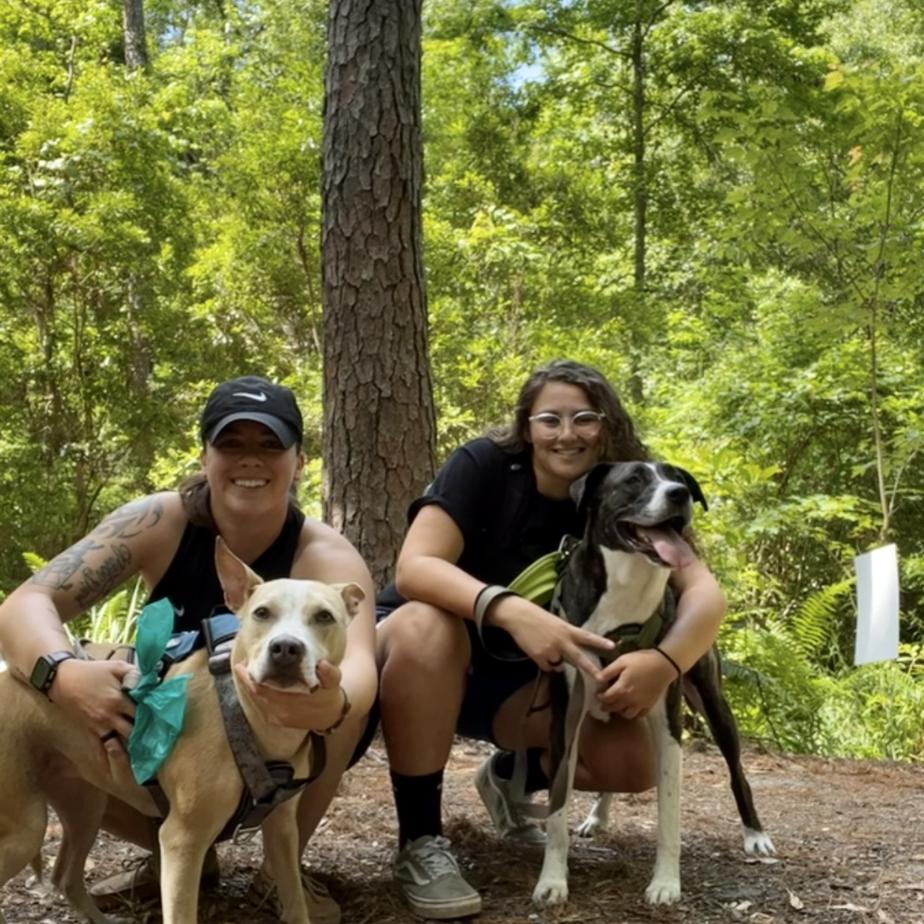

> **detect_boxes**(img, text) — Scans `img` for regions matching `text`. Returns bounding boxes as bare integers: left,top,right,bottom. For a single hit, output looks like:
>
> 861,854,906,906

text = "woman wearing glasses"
372,360,726,919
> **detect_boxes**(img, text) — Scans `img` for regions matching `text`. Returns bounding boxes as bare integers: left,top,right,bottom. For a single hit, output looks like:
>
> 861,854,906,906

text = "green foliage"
721,623,924,761
72,579,145,645
790,578,855,666
721,622,831,754
819,657,924,761
2,0,923,762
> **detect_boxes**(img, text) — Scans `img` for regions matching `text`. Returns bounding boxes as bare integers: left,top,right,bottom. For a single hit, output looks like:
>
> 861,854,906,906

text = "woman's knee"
377,601,470,674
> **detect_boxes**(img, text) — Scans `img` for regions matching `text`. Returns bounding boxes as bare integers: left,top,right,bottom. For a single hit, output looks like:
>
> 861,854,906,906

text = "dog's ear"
214,537,263,612
570,463,614,516
332,582,365,620
675,467,708,511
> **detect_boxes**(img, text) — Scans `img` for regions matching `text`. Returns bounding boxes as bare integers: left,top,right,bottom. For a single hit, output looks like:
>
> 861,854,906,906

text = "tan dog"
0,538,362,924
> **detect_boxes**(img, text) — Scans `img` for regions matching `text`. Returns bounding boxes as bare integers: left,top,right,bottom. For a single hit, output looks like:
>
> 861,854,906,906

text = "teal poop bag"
126,598,191,784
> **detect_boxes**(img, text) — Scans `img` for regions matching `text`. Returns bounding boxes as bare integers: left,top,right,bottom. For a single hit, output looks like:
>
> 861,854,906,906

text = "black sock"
492,748,549,794
391,770,443,848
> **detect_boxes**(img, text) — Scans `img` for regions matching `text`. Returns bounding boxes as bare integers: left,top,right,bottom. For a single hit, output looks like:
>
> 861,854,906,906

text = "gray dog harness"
205,614,325,842
144,614,324,843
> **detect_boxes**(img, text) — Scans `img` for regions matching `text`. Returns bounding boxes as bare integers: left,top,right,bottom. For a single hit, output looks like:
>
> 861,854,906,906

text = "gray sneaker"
475,752,546,845
393,835,482,920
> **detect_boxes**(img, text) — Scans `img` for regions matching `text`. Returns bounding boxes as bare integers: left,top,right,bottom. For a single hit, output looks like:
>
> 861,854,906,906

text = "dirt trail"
4,738,922,923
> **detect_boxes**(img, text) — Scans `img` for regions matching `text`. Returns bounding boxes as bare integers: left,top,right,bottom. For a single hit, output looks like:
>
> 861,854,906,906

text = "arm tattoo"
91,496,164,540
30,496,163,601
31,537,104,592
75,543,132,608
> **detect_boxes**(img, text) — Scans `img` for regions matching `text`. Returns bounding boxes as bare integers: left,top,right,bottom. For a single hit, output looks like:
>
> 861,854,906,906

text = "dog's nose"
269,635,306,667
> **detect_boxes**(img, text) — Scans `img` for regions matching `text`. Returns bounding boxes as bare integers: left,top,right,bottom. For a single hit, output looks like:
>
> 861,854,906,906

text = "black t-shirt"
148,505,306,633
377,437,582,608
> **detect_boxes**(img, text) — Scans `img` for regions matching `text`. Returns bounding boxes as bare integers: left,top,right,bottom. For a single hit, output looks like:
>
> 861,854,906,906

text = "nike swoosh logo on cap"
232,391,268,402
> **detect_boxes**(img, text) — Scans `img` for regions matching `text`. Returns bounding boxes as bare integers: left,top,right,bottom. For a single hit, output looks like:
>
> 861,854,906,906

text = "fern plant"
721,618,830,753
721,589,924,761
789,578,855,666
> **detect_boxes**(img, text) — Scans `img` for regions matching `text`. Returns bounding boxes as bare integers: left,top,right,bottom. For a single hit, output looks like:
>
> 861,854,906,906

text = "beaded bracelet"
321,687,351,735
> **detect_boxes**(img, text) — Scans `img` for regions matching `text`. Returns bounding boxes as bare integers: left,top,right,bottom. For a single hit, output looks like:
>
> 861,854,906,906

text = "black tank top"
148,506,306,633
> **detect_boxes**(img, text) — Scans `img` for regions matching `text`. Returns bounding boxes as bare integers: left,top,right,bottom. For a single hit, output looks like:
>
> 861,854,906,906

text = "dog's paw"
575,814,606,839
645,877,681,905
743,827,776,856
532,878,569,907
575,793,611,838
575,818,600,838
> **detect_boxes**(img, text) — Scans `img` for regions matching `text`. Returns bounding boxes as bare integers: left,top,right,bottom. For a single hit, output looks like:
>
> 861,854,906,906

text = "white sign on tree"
854,544,899,665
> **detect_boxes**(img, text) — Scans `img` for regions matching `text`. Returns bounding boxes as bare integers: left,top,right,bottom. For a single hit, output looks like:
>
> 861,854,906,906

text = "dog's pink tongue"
639,527,694,568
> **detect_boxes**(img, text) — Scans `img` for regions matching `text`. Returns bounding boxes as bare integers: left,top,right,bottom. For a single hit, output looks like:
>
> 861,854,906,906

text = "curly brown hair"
488,359,650,462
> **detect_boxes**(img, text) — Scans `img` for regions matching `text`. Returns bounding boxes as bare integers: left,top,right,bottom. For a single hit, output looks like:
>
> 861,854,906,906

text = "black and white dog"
532,462,775,907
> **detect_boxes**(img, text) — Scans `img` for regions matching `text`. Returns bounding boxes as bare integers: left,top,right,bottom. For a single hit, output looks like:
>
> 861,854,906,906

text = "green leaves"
1,0,923,759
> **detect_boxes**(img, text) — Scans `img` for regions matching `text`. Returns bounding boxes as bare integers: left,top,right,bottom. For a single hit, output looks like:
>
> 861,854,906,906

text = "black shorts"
349,605,539,766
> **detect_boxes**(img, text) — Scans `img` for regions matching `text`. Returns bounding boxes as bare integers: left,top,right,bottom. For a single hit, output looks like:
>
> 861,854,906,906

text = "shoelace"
414,838,460,878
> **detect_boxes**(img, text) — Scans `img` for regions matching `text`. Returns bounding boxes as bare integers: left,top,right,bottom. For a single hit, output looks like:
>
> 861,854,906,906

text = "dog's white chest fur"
581,548,670,638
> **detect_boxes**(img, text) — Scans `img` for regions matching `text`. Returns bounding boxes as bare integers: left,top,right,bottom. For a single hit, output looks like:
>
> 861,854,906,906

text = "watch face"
30,651,73,695
30,657,55,692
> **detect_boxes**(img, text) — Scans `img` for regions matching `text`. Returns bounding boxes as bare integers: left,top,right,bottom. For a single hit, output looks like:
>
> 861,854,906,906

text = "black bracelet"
472,585,530,664
654,645,683,679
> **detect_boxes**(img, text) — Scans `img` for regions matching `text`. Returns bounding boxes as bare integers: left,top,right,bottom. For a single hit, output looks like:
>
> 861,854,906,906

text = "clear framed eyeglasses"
527,410,606,436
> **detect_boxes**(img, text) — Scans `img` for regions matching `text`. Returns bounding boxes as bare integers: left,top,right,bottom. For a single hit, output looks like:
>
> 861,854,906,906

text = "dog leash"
503,537,581,819
540,606,669,818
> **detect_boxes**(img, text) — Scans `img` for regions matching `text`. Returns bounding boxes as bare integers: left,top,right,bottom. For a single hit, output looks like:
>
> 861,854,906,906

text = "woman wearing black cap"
0,375,375,923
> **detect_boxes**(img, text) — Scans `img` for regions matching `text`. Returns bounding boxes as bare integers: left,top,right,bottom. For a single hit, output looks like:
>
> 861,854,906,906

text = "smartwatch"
29,651,77,698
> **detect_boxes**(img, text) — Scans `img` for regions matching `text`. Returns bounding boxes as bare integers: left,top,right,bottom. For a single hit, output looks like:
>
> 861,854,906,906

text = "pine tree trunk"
122,0,147,71
629,15,647,403
321,0,436,587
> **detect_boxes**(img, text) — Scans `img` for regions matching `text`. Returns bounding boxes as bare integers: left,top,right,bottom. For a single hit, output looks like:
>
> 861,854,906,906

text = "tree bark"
123,0,148,71
321,0,436,586
628,13,647,402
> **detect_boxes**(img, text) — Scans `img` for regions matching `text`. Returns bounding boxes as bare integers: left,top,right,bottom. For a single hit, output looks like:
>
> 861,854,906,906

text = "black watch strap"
29,650,77,698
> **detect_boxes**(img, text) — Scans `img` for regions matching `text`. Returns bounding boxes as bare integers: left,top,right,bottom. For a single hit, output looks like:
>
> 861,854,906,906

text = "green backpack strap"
508,550,561,607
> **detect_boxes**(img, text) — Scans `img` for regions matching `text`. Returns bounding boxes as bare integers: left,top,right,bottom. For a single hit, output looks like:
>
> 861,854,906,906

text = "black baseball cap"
200,376,303,448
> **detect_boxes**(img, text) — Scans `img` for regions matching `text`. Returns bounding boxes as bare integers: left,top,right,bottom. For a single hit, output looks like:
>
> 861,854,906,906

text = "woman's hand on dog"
233,660,347,730
50,658,137,741
596,649,678,719
489,596,614,677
